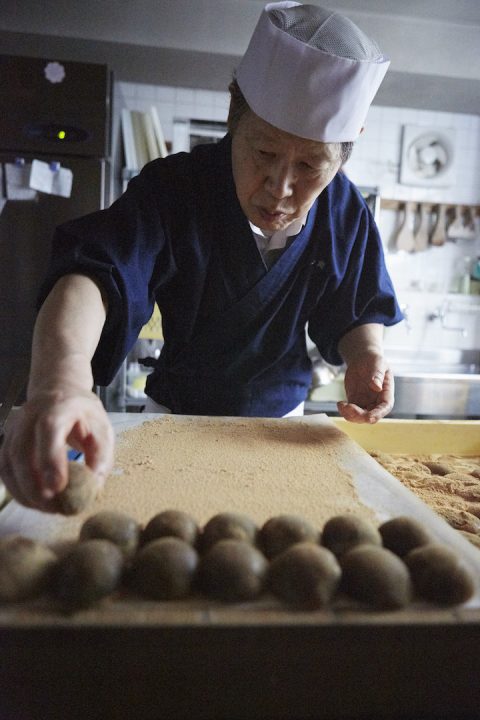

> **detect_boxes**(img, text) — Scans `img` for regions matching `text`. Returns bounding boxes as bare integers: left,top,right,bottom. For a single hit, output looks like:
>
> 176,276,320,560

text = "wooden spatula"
394,201,416,252
429,204,447,246
414,203,431,252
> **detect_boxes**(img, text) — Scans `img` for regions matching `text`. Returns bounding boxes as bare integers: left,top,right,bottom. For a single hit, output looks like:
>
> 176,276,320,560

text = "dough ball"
198,539,267,602
46,462,98,516
340,544,412,609
268,542,341,609
0,534,57,602
259,514,319,559
128,537,198,600
80,511,141,559
379,516,432,558
421,461,453,476
53,539,123,610
321,515,381,557
200,512,257,553
405,543,476,606
142,509,199,547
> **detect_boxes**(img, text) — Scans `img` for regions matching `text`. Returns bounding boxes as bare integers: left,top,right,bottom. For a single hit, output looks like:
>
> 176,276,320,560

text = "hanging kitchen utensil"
429,204,447,246
446,205,465,240
413,202,431,252
459,207,476,240
394,201,416,252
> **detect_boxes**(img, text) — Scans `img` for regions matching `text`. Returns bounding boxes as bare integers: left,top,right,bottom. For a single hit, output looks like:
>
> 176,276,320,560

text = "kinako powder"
97,415,379,530
370,451,480,549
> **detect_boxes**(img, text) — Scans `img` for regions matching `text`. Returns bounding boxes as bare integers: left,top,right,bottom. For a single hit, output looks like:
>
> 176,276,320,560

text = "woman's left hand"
337,353,394,424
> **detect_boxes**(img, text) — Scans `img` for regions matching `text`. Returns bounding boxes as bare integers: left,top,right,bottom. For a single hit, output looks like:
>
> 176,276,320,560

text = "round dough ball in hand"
405,543,476,606
0,534,57,602
321,515,382,558
268,542,341,609
45,461,99,516
340,544,412,610
198,539,268,602
80,511,141,559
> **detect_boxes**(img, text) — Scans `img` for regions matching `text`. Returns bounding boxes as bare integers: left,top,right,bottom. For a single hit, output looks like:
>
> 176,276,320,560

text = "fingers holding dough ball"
45,462,99,516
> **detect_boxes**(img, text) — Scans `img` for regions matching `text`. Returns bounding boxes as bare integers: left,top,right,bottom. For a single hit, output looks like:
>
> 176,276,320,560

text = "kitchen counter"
1,414,480,720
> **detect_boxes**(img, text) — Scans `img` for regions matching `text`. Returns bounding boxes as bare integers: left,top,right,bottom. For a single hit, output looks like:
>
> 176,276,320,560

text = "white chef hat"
236,1,390,142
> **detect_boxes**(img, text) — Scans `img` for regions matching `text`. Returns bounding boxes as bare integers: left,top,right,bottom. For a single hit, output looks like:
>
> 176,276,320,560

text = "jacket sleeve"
37,161,177,385
308,191,403,366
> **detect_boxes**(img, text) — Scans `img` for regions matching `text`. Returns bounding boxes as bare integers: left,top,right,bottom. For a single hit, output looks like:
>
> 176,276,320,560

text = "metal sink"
385,347,480,418
385,347,480,376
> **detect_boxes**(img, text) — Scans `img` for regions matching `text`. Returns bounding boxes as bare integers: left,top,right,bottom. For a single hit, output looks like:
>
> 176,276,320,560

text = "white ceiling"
331,0,480,25
1,1,480,113
1,1,479,79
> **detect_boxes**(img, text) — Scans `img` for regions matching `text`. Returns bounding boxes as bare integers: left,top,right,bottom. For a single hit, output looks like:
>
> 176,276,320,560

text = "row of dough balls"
0,509,476,612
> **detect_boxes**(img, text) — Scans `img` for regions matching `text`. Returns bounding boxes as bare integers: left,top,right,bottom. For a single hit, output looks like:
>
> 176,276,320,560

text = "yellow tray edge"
332,418,480,455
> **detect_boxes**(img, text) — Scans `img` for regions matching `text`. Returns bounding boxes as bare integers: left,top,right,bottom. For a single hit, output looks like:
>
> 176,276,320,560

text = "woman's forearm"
28,274,108,396
337,323,384,366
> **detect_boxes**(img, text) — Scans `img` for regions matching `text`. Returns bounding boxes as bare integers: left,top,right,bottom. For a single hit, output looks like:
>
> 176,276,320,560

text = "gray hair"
227,78,354,166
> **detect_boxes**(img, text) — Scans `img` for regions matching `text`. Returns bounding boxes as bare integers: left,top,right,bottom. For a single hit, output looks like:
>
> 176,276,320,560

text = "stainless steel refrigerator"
0,54,111,403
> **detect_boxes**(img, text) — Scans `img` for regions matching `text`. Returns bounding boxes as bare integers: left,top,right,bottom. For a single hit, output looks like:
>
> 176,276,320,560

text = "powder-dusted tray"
2,413,479,594
1,413,480,720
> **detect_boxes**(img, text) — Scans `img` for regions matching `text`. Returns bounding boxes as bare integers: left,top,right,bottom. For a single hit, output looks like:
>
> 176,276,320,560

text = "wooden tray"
1,414,480,720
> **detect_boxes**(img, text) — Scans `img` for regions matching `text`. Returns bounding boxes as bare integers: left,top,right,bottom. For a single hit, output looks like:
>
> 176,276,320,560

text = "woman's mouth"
258,207,288,222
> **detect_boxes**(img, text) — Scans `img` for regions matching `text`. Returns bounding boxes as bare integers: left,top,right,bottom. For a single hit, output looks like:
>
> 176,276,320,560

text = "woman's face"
231,111,342,233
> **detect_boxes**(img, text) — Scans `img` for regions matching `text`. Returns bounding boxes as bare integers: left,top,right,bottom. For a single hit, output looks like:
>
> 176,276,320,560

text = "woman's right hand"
0,387,114,512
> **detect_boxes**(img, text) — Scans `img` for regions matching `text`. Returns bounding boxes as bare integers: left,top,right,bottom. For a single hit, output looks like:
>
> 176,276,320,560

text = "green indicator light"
57,130,66,140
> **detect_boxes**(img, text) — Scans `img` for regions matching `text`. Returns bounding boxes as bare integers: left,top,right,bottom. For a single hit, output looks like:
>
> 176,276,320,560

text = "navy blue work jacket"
41,134,402,417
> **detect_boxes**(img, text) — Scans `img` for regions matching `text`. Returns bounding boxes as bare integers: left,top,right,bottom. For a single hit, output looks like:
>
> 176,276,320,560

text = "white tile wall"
113,81,230,165
345,106,480,207
384,290,480,355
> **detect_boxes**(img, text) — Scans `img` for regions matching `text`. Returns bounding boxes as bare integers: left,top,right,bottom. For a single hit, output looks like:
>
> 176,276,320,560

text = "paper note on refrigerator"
5,162,38,201
29,159,73,198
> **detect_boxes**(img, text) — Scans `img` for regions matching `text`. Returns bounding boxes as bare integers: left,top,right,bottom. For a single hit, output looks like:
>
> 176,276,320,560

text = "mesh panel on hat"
269,5,383,61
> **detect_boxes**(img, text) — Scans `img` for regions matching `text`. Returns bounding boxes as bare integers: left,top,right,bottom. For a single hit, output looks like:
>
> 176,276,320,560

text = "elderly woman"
0,1,402,510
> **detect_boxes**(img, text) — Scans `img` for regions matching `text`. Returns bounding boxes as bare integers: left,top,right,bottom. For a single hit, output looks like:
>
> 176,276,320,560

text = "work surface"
1,413,480,720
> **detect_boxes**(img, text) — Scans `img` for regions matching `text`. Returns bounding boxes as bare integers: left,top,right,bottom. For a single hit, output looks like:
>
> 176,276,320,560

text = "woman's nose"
265,162,294,198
